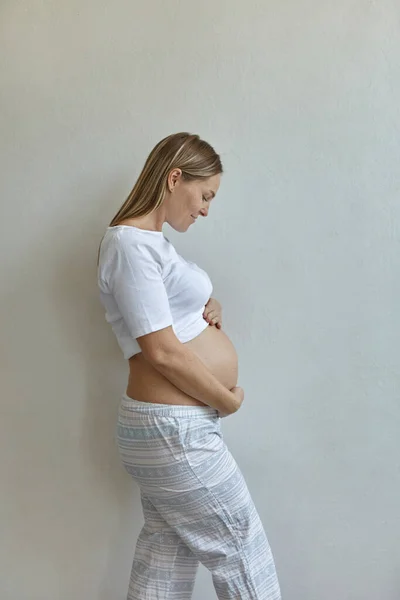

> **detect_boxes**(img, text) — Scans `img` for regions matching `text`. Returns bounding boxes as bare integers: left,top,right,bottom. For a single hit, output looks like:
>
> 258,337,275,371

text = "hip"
116,395,254,517
117,394,223,476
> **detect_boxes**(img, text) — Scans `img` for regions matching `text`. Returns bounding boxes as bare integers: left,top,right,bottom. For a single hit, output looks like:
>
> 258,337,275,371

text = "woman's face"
165,171,221,232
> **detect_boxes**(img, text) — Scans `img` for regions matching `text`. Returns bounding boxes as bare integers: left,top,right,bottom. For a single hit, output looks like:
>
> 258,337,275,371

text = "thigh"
117,408,267,549
146,417,267,566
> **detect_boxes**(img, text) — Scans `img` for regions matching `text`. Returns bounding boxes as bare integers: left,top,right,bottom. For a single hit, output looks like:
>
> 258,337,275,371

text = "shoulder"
102,226,167,255
98,227,172,283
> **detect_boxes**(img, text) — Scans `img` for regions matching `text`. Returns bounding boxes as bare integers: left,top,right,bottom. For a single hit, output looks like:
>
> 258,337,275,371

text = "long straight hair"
97,132,223,264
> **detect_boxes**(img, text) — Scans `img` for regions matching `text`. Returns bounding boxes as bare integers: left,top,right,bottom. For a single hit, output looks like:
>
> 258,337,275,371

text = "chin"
170,222,191,233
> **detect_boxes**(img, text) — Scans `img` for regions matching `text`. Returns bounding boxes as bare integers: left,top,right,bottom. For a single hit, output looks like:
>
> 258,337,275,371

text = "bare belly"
126,325,239,406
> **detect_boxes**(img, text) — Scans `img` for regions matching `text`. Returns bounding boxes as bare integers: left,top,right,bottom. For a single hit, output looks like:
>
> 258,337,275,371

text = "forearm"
151,346,239,415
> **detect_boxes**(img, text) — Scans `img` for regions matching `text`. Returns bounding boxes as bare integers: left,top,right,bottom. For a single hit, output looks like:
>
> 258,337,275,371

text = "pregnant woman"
97,132,281,600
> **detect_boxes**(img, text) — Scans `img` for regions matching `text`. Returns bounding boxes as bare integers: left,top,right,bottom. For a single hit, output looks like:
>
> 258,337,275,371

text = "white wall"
1,1,399,598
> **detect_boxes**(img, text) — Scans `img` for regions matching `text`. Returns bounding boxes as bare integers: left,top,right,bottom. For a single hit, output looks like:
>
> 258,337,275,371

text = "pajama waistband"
121,393,219,418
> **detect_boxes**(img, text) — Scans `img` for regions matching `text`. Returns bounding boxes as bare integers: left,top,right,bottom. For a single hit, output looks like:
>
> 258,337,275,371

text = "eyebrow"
209,190,216,199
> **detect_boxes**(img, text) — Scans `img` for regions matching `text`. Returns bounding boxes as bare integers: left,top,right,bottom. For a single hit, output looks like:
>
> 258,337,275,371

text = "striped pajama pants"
117,394,281,600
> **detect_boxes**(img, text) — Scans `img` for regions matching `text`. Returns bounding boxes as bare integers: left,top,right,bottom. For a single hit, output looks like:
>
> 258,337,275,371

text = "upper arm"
108,238,175,356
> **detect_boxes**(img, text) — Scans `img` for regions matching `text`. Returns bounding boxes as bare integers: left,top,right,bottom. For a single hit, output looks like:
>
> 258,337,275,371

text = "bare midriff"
126,325,238,406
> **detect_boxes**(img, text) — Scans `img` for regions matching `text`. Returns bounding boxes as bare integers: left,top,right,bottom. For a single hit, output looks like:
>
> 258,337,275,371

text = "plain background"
1,1,399,599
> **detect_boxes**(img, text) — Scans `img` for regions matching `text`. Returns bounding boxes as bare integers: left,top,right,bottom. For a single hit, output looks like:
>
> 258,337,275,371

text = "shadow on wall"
47,184,140,598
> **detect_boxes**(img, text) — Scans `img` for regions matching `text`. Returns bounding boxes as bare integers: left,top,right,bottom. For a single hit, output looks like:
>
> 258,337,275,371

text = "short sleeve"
108,238,173,339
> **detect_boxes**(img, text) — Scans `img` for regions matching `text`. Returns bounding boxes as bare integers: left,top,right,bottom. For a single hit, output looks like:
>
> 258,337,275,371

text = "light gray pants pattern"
117,394,281,600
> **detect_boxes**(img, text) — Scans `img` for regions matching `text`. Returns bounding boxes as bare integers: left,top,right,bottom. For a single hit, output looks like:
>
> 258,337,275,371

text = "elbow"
136,326,186,369
143,344,183,370
145,348,167,368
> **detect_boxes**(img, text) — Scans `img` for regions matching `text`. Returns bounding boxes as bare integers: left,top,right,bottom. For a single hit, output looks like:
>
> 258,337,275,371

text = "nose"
200,206,209,217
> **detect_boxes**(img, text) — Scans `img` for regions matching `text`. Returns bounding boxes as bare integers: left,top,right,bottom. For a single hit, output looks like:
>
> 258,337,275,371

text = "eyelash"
203,196,209,203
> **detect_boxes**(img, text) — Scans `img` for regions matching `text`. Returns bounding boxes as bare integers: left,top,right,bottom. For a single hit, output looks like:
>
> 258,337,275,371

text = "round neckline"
107,225,164,235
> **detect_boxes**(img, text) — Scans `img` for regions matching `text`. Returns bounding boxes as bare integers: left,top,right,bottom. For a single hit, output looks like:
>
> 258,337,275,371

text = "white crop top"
97,225,213,359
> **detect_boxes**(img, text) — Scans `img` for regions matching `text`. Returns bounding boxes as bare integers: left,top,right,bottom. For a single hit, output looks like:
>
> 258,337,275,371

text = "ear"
167,168,182,192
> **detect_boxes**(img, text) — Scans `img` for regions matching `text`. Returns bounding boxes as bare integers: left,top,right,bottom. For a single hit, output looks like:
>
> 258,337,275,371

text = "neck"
120,206,166,232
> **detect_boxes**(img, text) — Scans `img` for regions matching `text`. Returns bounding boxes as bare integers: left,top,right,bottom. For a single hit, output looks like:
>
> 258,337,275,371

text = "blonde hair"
110,132,222,226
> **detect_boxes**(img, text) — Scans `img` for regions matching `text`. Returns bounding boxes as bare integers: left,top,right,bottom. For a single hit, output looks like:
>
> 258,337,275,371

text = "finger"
205,310,218,320
210,317,221,326
205,315,216,325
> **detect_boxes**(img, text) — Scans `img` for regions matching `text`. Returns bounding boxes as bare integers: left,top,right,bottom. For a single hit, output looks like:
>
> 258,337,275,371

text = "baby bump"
185,325,239,390
127,325,238,405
